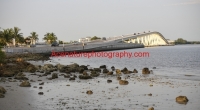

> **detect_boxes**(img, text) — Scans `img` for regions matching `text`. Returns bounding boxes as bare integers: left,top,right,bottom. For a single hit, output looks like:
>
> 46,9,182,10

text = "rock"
14,73,28,80
93,68,101,72
67,63,79,68
0,93,5,98
76,67,84,73
142,68,150,74
148,93,152,96
83,71,88,75
0,86,6,94
107,80,112,83
111,66,115,70
133,69,138,73
148,107,154,110
69,77,75,80
39,82,44,85
99,65,106,69
116,69,121,75
20,80,31,87
86,90,93,94
90,71,99,77
121,67,128,72
45,71,51,75
103,68,109,73
33,86,37,88
117,76,121,80
0,78,6,82
107,71,113,75
150,84,153,87
80,65,88,70
150,70,153,74
39,87,43,89
26,65,37,73
64,74,70,78
79,75,92,79
52,73,58,79
153,67,156,69
119,80,129,85
38,92,44,95
176,96,189,104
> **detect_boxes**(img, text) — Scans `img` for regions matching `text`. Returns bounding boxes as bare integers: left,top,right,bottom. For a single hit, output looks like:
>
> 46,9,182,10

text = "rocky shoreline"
1,59,199,109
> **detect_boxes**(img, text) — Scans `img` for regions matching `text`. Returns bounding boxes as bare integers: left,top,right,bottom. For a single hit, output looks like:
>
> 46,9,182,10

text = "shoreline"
0,62,200,110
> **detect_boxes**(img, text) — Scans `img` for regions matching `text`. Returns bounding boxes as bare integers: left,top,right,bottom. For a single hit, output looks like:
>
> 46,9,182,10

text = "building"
78,37,91,42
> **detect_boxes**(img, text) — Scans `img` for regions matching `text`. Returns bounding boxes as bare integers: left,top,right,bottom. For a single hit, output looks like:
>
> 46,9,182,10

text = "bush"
0,48,6,63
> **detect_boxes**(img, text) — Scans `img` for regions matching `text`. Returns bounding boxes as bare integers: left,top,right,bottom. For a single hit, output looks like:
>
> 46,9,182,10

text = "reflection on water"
50,45,200,81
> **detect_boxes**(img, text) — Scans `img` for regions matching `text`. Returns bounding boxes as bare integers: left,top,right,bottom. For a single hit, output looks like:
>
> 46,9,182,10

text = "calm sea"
50,45,200,81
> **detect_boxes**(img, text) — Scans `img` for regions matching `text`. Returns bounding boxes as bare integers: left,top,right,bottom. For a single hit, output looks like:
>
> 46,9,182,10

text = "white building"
78,37,91,42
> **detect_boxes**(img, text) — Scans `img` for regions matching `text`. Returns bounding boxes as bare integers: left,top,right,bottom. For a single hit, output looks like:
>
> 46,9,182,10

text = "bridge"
106,31,169,46
2,31,170,54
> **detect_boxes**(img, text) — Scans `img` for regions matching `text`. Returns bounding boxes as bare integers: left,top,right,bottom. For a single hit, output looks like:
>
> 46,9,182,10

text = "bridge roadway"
2,31,170,54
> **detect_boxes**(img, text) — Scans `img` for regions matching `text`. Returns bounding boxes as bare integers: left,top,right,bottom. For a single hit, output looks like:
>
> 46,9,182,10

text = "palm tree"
43,32,57,44
0,28,13,46
30,32,39,45
13,27,23,46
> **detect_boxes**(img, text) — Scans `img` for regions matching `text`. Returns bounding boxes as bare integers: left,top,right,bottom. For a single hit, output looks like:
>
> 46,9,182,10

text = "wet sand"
0,61,200,110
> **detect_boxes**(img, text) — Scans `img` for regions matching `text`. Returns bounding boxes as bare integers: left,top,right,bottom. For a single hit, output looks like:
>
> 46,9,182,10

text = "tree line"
0,27,58,47
175,38,200,44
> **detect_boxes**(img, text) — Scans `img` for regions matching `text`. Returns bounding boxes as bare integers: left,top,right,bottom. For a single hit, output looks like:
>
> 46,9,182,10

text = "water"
50,44,200,81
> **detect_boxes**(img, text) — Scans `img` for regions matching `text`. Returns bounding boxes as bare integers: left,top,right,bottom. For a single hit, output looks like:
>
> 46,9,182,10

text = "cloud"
164,0,200,6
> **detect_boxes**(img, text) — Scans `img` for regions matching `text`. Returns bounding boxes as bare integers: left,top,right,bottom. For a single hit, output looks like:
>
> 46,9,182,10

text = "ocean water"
49,44,200,81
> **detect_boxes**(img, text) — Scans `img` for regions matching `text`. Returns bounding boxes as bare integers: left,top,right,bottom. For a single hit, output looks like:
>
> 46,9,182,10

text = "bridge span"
106,31,169,46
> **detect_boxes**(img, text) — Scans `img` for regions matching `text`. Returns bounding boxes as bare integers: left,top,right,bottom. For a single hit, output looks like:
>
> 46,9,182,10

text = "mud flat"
0,62,200,110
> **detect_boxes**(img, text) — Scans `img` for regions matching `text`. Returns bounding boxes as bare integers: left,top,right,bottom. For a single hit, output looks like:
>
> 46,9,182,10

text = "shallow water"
49,45,200,81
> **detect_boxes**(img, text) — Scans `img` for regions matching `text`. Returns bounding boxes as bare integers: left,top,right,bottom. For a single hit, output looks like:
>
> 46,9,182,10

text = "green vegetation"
0,27,60,46
43,32,57,44
175,38,200,44
91,36,101,41
29,32,39,45
175,38,187,44
0,48,6,63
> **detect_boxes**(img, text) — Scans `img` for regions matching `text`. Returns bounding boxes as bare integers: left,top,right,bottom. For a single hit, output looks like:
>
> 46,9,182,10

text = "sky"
0,0,200,42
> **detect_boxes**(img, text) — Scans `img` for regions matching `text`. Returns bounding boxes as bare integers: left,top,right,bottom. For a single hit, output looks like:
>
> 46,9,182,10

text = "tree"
91,36,101,41
43,32,57,44
0,28,13,46
175,38,187,44
30,32,39,45
13,27,23,46
0,47,6,63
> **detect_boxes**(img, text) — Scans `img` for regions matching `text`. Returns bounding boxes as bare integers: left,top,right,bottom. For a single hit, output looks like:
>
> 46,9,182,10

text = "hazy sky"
0,0,200,42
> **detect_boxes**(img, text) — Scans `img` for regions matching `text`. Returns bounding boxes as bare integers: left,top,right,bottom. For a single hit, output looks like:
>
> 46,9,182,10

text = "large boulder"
20,80,31,87
176,96,189,104
119,80,129,85
142,68,150,74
